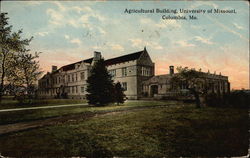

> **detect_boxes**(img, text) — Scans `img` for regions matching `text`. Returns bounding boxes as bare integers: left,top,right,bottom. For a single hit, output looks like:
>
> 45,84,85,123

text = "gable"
137,48,154,66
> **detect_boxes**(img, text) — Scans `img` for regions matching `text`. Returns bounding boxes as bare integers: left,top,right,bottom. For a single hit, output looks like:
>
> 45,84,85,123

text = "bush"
205,91,250,108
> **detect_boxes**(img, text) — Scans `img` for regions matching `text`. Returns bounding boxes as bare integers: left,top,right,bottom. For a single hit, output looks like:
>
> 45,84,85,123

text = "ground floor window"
122,82,127,91
76,86,78,93
81,87,85,93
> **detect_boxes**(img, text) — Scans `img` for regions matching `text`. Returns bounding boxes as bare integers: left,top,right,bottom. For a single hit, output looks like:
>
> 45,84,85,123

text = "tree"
0,12,42,101
170,67,206,108
114,82,126,105
6,51,42,99
86,58,115,106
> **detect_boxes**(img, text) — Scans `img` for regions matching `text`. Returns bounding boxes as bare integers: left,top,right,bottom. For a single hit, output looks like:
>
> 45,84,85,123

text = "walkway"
0,103,88,113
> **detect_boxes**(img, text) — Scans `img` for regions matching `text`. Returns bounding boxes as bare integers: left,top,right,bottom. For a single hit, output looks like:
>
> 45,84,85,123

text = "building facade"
38,48,230,99
38,47,154,99
142,66,230,99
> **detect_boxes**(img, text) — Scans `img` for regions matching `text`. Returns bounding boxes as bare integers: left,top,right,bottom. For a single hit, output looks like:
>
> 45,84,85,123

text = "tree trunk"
193,91,201,108
0,53,6,102
188,88,201,108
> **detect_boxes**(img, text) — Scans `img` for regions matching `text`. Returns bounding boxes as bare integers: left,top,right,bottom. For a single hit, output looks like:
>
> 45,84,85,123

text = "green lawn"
0,97,87,110
0,100,175,125
0,104,248,157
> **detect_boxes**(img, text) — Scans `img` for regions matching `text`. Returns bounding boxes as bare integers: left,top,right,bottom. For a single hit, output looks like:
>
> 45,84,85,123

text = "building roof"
59,58,93,72
104,50,144,66
58,49,144,72
40,49,145,80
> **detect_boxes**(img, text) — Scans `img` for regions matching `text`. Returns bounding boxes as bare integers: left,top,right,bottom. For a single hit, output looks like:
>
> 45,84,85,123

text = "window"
122,82,127,91
72,74,74,82
109,69,116,77
81,87,85,93
72,86,75,93
141,66,151,76
76,86,78,93
75,73,78,81
68,75,70,82
62,75,65,83
81,72,85,80
122,67,127,77
59,77,61,83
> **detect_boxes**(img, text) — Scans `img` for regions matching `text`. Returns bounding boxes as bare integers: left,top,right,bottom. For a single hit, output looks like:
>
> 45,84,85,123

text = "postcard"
0,0,249,157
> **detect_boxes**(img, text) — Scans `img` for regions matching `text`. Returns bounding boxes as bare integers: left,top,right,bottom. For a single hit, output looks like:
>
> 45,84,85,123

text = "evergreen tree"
86,58,115,106
114,82,126,105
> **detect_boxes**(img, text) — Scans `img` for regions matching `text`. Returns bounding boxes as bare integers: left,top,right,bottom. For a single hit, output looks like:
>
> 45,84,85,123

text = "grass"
0,104,248,157
0,96,87,110
0,100,176,125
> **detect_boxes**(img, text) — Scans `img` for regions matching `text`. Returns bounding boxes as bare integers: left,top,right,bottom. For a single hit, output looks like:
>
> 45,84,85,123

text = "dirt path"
0,105,169,135
0,103,88,112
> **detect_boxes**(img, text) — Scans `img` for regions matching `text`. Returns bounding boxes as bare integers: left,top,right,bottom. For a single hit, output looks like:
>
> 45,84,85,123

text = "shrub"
205,91,250,108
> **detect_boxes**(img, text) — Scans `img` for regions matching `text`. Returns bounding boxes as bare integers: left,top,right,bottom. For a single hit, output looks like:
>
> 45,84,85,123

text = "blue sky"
2,0,249,89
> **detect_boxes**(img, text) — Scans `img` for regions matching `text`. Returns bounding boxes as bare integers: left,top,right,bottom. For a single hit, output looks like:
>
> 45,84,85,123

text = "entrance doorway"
150,85,158,97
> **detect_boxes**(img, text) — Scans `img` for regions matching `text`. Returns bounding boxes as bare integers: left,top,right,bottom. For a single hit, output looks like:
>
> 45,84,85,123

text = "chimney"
52,65,57,72
93,51,101,61
169,65,174,75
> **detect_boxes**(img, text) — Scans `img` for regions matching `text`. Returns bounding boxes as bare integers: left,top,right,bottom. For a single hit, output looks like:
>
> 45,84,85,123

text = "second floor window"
122,67,127,77
72,74,74,82
141,67,151,76
109,69,116,77
68,75,70,82
81,72,85,80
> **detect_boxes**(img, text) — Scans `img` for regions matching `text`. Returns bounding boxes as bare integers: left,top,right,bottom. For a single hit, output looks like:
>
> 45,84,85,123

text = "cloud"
70,38,82,45
175,40,195,47
98,27,106,35
36,32,49,37
140,18,153,24
129,38,163,50
194,36,213,45
46,8,64,25
72,6,92,13
150,42,163,50
233,23,244,30
190,1,218,9
25,1,42,6
64,35,70,39
47,2,105,29
206,15,248,42
52,1,67,12
129,39,143,48
155,20,181,29
109,43,124,52
140,17,181,29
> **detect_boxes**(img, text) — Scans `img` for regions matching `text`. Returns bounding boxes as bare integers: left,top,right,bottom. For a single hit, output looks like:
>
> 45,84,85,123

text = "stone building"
38,47,154,99
38,48,230,99
142,66,230,99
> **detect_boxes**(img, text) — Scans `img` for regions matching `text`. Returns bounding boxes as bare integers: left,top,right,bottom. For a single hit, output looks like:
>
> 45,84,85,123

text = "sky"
1,0,249,89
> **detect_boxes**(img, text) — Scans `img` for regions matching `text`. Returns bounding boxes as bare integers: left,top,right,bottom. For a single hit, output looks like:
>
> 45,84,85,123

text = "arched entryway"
150,85,158,97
